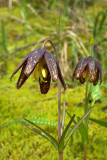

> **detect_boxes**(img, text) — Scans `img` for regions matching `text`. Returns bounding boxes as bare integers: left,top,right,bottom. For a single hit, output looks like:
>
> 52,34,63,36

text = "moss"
0,2,107,160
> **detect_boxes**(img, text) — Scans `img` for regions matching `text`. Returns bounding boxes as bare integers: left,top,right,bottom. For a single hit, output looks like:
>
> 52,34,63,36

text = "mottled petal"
39,70,51,94
96,61,102,84
57,62,66,90
44,50,58,82
10,54,29,81
17,61,28,89
79,75,86,84
81,66,89,82
72,67,77,81
93,70,99,86
24,48,45,77
72,56,102,86
88,57,97,82
74,58,88,80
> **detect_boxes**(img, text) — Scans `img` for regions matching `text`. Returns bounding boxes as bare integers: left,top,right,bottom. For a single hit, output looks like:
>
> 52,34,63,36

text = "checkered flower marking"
72,56,102,86
10,48,66,94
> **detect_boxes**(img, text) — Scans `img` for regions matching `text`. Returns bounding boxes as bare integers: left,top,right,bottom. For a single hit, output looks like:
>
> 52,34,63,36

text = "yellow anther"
82,70,89,79
77,73,80,78
41,67,48,79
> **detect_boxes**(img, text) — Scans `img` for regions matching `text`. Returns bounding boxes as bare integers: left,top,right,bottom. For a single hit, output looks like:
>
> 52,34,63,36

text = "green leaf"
61,101,66,135
72,40,76,67
64,107,93,147
90,118,107,128
1,20,8,53
98,12,106,32
85,99,96,130
0,80,17,90
66,110,88,143
85,89,91,113
85,84,98,130
58,114,75,151
90,37,94,45
91,84,101,100
78,120,88,143
93,11,106,38
19,119,58,150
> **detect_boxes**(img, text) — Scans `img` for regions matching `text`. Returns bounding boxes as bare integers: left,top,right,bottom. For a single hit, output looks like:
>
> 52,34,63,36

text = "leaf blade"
66,110,88,143
64,107,93,147
19,120,58,150
90,118,107,128
78,121,88,143
59,114,75,150
61,101,66,135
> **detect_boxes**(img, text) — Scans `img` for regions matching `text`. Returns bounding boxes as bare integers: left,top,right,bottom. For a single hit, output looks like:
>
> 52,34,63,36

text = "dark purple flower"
72,56,102,86
10,48,66,94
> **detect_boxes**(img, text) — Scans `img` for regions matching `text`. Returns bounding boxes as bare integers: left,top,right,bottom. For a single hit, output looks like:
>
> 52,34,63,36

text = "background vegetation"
0,0,107,159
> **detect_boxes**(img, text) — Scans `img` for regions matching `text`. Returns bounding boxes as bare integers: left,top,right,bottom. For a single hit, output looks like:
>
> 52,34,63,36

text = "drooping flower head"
10,39,66,94
72,56,102,86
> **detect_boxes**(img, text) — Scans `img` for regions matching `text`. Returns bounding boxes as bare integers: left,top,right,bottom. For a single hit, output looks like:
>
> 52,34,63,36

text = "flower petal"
10,54,29,81
79,75,86,84
39,70,51,94
44,51,58,82
57,62,66,90
96,61,102,84
73,58,88,80
93,70,99,86
24,48,45,77
17,61,28,89
88,57,97,82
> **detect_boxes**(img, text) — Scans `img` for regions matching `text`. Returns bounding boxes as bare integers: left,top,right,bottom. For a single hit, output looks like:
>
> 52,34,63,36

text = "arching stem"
57,13,63,160
42,39,57,58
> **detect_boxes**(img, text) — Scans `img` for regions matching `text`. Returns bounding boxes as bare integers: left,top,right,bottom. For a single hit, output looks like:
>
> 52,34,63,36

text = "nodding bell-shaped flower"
10,39,66,94
72,56,102,86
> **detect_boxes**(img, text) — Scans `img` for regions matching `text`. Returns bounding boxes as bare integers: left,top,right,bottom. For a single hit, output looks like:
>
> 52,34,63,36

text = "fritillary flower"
72,57,102,86
10,40,66,94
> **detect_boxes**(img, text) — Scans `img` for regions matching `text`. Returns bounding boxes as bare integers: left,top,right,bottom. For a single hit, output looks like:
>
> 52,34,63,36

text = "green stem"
84,81,88,160
58,78,61,141
57,13,63,160
58,78,63,160
84,81,88,114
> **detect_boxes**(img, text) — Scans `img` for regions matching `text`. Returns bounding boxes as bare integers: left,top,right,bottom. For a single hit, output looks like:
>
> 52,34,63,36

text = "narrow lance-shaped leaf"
77,119,88,143
1,20,8,53
85,89,91,113
58,114,75,151
85,99,96,130
66,110,88,143
90,118,107,128
61,101,66,135
64,107,93,147
19,119,58,150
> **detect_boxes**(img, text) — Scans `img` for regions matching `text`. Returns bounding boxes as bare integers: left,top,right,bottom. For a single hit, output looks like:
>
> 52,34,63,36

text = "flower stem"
84,81,88,113
42,39,57,57
84,81,88,160
57,13,63,160
58,78,61,141
84,143,87,160
58,78,63,158
59,151,63,160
